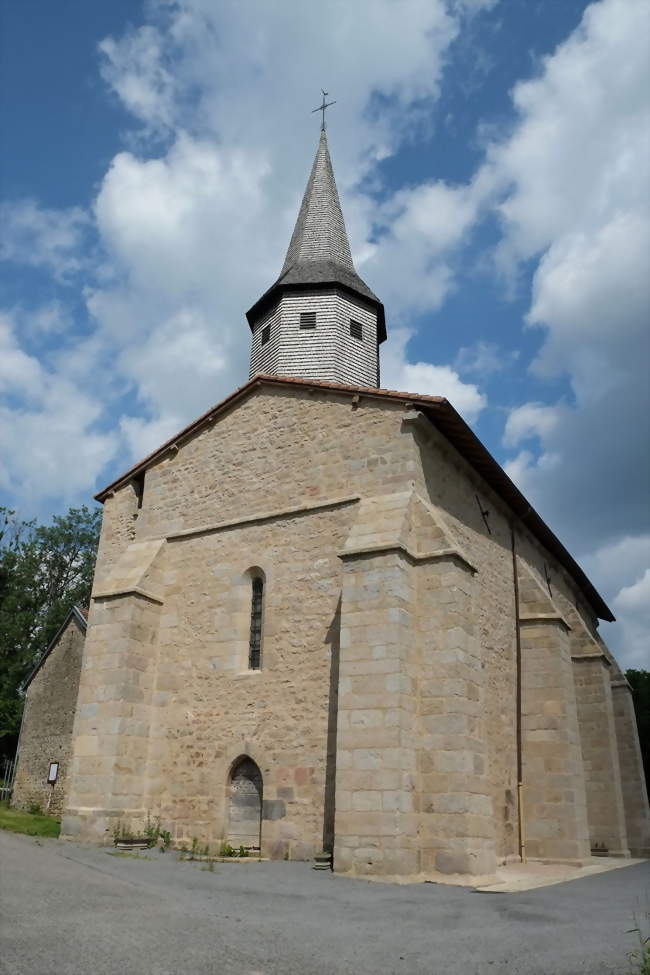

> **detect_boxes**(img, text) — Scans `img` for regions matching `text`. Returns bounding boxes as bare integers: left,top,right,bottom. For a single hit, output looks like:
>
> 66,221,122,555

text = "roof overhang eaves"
245,281,387,343
417,401,615,623
94,377,264,502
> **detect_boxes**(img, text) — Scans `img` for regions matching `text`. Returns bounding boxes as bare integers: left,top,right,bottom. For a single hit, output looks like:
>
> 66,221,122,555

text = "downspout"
510,525,526,863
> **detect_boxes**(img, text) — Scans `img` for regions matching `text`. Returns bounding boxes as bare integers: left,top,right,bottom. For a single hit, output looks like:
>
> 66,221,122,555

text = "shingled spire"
282,129,355,274
247,126,386,387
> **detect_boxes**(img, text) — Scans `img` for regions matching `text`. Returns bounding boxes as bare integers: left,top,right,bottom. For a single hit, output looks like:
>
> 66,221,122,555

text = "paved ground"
1,832,648,975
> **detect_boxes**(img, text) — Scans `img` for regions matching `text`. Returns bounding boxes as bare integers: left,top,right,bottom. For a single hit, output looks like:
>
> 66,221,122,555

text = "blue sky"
0,0,648,666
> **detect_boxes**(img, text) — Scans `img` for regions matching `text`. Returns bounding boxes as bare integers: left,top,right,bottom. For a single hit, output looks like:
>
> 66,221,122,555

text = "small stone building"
25,127,649,879
12,607,87,816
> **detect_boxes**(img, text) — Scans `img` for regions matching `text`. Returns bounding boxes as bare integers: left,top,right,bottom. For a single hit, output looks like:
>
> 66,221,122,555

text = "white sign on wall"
47,762,59,784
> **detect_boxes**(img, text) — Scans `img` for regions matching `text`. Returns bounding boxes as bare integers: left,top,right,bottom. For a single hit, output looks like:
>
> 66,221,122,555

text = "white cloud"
363,179,483,315
480,0,650,669
502,402,564,449
455,341,519,377
382,328,486,423
0,313,118,503
84,0,494,457
581,535,650,670
99,26,176,137
487,0,649,267
615,568,650,614
0,200,90,280
0,314,43,397
488,0,649,538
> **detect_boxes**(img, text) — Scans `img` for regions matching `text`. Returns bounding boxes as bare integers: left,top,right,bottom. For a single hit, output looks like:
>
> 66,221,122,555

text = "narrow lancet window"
248,576,264,670
132,472,145,509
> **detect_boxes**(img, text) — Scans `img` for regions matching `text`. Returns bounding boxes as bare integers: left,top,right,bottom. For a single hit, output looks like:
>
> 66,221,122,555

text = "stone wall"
61,383,646,876
572,655,628,855
611,679,650,856
64,386,419,851
144,501,356,860
13,614,86,817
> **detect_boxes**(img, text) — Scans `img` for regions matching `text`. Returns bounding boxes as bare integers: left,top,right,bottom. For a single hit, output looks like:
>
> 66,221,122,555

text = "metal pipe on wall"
510,525,526,863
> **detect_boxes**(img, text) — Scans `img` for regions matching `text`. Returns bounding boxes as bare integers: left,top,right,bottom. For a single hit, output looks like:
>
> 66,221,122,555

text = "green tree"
0,505,101,758
625,669,650,791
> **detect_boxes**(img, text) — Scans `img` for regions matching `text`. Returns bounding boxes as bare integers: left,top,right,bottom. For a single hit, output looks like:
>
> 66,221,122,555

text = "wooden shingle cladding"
249,304,281,378
249,289,378,386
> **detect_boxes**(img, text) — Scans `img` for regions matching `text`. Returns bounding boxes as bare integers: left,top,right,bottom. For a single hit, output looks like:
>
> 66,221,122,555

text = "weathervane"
312,89,336,131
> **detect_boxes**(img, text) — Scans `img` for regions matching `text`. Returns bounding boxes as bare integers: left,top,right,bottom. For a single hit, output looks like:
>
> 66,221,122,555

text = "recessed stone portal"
228,757,262,851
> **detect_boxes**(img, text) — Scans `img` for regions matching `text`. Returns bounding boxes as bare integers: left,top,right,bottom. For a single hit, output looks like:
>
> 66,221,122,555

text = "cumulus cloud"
1,1,497,495
615,569,650,614
582,535,650,669
495,0,650,548
485,0,649,666
0,313,117,504
502,402,564,449
382,329,486,423
363,179,484,314
82,0,494,458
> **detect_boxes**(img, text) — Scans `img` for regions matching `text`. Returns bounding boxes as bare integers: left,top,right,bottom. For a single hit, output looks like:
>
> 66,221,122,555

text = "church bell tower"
246,116,386,387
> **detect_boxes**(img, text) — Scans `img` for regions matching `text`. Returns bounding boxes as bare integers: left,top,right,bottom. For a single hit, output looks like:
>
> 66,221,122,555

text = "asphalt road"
1,831,648,975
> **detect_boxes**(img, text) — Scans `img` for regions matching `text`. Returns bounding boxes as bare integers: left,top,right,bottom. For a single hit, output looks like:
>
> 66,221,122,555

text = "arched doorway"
227,757,262,850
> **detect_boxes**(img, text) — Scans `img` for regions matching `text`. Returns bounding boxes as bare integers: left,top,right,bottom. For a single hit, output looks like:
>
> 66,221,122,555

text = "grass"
0,801,61,838
627,912,650,974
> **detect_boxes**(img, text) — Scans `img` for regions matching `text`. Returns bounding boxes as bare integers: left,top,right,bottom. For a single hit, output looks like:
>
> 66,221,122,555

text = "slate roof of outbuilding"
246,130,386,340
94,373,614,623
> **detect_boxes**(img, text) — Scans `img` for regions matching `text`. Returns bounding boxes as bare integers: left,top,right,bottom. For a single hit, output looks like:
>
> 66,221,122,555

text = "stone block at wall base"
529,856,594,867
435,848,495,877
61,806,146,845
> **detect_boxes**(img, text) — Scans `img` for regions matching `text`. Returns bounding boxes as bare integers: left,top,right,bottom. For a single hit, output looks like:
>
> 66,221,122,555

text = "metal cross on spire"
311,89,336,131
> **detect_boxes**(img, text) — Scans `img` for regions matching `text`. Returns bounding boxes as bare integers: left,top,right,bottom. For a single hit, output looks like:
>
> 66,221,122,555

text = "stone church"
14,127,649,881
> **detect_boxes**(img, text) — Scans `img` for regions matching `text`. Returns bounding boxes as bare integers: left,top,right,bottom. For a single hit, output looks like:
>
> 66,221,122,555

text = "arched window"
248,575,264,670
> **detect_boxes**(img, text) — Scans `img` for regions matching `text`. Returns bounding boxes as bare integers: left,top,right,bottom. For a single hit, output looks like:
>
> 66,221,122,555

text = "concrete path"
477,854,648,893
1,831,648,975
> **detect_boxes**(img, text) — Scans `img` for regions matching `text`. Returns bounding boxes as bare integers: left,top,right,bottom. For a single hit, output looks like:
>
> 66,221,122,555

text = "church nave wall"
129,387,418,543
143,501,354,859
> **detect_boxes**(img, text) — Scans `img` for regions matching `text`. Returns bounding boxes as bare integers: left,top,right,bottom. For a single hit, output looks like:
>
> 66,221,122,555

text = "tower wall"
249,289,379,387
